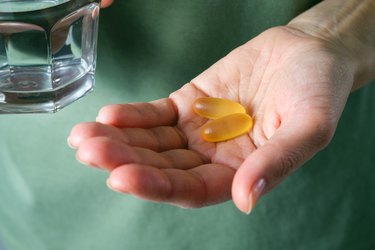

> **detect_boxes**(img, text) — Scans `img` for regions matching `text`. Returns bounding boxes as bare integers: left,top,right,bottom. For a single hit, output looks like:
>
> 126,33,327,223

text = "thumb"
232,112,334,214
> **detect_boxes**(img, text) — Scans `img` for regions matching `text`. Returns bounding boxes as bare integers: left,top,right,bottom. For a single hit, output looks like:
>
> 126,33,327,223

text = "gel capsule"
193,97,246,119
201,113,253,142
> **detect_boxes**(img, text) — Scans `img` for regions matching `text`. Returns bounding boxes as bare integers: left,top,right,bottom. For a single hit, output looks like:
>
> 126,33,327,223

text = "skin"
101,0,113,8
70,0,375,213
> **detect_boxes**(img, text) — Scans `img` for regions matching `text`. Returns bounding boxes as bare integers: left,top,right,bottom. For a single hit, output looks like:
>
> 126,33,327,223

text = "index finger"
97,98,179,128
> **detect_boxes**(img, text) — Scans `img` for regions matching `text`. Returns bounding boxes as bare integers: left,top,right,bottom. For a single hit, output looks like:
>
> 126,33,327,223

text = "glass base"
0,72,94,114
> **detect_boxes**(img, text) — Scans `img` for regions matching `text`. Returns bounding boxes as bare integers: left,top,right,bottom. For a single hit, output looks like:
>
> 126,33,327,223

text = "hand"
69,26,354,213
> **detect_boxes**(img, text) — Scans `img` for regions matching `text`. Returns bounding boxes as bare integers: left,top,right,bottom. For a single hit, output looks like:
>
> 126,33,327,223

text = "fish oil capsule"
201,113,253,142
193,97,246,119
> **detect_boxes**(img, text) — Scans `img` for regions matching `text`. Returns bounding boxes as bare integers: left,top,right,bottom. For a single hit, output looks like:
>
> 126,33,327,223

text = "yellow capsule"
201,113,253,142
193,97,246,119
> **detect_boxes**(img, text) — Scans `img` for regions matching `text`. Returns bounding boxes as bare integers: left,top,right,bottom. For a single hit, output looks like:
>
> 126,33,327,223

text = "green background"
1,1,374,249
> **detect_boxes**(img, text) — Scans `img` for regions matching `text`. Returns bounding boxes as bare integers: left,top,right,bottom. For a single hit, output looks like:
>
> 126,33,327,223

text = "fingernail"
106,178,116,190
107,179,127,194
76,154,100,169
246,178,266,215
67,137,76,149
96,116,105,123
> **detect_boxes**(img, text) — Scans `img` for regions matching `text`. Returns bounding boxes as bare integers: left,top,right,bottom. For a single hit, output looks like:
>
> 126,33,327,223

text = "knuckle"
275,148,302,180
314,123,335,149
313,110,338,145
267,142,304,181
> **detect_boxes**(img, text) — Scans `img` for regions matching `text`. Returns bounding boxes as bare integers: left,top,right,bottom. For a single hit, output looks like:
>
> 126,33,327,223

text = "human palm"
69,26,354,213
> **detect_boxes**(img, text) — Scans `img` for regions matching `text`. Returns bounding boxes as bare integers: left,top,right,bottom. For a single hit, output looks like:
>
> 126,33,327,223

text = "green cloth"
1,1,375,249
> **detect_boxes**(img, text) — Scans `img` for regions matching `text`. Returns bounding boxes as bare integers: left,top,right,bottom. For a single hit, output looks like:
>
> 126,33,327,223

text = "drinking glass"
0,0,101,113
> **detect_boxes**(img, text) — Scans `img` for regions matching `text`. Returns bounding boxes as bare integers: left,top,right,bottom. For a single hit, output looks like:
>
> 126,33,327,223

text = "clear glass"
0,0,101,113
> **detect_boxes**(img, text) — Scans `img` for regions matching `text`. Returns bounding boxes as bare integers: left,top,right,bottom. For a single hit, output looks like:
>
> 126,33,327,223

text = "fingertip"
232,176,267,215
76,144,99,168
75,137,105,168
69,122,92,148
232,164,256,213
248,178,267,214
232,178,252,214
107,178,128,194
108,166,130,193
67,136,76,149
97,104,123,125
69,122,108,148
232,150,270,214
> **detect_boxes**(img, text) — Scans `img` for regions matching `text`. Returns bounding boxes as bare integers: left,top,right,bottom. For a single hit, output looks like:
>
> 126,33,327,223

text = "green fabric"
1,0,375,249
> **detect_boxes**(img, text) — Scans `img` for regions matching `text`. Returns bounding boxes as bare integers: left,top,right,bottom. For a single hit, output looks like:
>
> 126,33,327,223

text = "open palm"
69,26,354,213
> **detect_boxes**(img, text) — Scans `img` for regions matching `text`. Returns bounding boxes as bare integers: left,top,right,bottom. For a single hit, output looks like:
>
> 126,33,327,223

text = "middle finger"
69,122,187,152
76,137,207,171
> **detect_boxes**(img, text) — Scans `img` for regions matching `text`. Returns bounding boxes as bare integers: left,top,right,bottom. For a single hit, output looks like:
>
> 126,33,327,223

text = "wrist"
287,0,375,90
